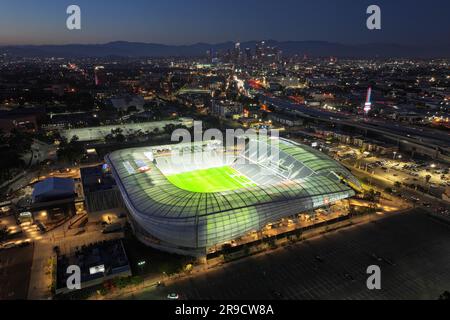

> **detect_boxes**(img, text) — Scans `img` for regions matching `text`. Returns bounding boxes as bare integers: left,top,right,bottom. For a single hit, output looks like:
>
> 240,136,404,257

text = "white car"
167,293,179,300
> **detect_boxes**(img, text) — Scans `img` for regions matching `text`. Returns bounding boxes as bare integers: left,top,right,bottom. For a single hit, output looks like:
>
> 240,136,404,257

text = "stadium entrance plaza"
205,196,405,256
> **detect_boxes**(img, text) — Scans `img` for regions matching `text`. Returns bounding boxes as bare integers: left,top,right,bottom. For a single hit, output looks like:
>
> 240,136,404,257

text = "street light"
137,260,146,267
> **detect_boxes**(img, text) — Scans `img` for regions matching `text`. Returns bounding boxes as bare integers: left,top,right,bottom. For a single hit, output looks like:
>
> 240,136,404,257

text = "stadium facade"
106,136,361,257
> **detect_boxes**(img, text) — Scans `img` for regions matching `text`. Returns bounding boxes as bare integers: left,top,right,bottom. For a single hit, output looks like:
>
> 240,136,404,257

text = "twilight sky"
0,0,449,46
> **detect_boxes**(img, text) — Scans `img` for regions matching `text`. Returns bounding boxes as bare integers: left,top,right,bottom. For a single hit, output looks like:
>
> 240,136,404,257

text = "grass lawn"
166,166,255,193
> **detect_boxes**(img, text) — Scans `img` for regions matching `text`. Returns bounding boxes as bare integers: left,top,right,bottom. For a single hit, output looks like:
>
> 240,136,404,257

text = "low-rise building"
109,95,145,112
31,177,77,224
55,239,131,295
211,100,243,119
60,118,194,142
80,165,122,213
269,114,303,127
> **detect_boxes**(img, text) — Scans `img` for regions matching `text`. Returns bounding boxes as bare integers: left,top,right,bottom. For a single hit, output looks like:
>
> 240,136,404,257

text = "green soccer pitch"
166,166,256,193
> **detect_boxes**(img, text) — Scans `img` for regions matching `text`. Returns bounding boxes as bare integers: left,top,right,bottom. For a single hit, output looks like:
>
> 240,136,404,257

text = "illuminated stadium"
106,136,361,257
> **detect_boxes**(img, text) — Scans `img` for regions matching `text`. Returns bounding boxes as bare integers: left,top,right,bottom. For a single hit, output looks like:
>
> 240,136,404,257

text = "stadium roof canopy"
106,137,360,255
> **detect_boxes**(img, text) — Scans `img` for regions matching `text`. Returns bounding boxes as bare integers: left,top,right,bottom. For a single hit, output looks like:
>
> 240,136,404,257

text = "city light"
137,260,146,266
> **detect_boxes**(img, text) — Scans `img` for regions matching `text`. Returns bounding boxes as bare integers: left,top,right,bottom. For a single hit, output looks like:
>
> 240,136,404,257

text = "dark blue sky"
0,0,449,45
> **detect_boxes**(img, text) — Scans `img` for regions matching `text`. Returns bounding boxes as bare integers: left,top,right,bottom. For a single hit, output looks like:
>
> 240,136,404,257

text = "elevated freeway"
261,95,450,163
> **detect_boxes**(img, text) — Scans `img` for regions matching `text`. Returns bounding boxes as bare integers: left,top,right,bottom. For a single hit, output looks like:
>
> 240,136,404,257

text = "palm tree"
424,174,434,194
439,291,450,300
163,124,176,134
57,135,84,164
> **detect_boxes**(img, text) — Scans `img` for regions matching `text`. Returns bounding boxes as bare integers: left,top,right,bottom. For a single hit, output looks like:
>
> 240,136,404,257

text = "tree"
8,129,33,153
0,226,9,242
111,128,123,136
116,133,126,143
439,291,450,300
105,134,114,143
365,189,377,202
0,129,32,182
57,135,84,164
0,146,26,182
163,124,176,134
104,128,127,143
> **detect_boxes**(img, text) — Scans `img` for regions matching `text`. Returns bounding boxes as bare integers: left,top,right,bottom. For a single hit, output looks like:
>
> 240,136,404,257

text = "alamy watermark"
366,265,382,290
169,121,280,169
367,5,381,30
66,4,381,32
66,265,81,290
66,5,81,30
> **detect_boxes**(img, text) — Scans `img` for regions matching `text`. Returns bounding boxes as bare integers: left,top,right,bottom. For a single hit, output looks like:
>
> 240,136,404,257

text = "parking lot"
139,209,450,300
353,157,447,197
0,244,34,299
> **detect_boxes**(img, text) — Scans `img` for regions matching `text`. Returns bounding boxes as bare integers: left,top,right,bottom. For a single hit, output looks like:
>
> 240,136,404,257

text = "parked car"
102,223,123,234
0,242,17,250
167,293,179,300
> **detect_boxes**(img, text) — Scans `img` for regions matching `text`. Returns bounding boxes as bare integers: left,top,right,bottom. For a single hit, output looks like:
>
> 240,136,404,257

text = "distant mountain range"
1,40,449,58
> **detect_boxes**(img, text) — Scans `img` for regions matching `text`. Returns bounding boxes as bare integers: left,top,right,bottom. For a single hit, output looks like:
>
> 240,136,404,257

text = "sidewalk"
96,263,210,300
27,240,53,300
